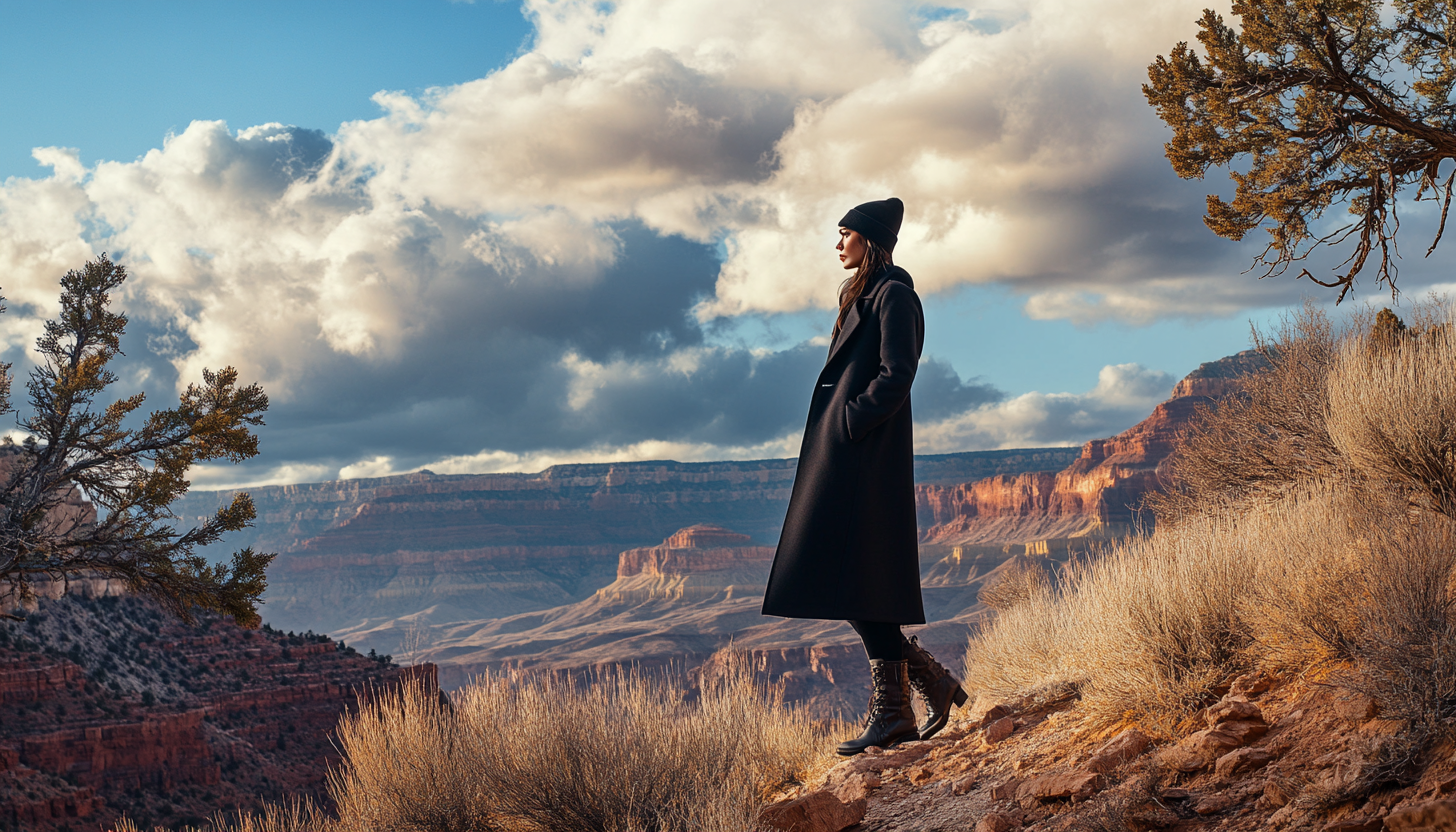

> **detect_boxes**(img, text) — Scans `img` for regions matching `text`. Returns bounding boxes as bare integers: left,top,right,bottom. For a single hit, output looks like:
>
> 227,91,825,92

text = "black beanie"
838,197,904,253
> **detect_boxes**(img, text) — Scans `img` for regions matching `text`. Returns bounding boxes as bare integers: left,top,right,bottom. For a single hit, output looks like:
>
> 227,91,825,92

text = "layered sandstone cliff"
173,451,1077,636
916,350,1267,548
0,595,428,831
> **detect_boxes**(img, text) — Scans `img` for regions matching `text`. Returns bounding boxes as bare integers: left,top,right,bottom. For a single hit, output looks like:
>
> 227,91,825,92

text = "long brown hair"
833,238,893,338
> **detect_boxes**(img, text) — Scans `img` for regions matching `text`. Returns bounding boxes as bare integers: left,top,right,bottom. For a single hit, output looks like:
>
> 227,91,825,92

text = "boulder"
1017,771,1103,803
1214,747,1274,779
758,791,868,832
984,716,1016,744
1084,728,1150,774
1206,699,1263,726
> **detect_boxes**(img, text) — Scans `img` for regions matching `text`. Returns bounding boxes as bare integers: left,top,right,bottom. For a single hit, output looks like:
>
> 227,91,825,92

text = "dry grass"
1147,302,1350,518
1328,319,1456,517
113,799,330,832
117,658,832,832
978,555,1053,614
968,300,1456,741
331,656,832,832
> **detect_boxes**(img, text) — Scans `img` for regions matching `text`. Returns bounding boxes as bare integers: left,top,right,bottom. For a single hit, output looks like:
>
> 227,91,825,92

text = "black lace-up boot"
902,634,968,740
836,659,918,756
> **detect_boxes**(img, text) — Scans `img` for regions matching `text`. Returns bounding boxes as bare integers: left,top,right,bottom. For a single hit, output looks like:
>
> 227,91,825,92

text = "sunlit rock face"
916,350,1268,548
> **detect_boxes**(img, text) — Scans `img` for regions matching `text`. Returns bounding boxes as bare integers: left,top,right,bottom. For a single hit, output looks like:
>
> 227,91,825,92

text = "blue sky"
0,0,1433,487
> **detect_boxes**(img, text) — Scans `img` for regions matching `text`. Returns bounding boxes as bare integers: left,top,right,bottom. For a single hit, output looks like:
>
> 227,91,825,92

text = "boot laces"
863,664,896,727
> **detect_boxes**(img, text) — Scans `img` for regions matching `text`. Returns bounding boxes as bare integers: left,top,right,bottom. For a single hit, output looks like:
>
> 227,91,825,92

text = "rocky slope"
0,594,427,832
760,672,1456,832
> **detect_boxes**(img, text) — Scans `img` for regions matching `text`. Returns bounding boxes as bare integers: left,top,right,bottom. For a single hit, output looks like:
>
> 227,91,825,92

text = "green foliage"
0,255,274,626
1145,0,1456,301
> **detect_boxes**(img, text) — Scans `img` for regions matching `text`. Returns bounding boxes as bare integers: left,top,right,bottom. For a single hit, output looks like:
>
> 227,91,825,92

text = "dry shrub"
1005,482,1456,799
329,676,494,832
964,576,1074,704
969,472,1456,737
114,799,330,832
1328,319,1456,517
1064,515,1256,734
329,657,832,832
968,510,1257,735
978,555,1052,613
1150,304,1350,518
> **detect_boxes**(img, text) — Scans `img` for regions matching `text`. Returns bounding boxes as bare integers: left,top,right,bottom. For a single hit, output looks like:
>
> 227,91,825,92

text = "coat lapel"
825,268,894,365
825,302,863,365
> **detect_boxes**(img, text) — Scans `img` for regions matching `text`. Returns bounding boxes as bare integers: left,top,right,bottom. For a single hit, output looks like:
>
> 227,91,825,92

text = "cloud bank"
1,0,1384,485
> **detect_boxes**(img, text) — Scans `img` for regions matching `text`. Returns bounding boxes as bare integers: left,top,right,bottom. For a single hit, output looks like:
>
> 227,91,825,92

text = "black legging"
850,620,904,661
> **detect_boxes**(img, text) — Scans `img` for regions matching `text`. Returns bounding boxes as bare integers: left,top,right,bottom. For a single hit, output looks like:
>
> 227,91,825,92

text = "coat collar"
825,266,910,365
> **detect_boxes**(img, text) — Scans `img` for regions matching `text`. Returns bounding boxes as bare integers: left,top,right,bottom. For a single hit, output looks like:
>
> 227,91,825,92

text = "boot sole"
836,730,919,756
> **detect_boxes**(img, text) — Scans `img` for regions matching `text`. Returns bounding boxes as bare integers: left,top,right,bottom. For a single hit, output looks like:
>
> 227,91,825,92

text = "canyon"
313,350,1268,718
0,593,426,831
174,448,1081,637
0,349,1267,828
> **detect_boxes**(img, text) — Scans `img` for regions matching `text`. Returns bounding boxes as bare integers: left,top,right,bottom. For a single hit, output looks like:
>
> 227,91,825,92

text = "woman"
762,197,967,756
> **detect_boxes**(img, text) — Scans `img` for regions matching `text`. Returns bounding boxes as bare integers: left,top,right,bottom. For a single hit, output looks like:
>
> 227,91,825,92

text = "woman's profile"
762,197,967,756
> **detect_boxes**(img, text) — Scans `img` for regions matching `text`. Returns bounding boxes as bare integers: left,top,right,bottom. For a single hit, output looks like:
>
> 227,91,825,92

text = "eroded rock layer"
916,350,1266,547
0,595,426,831
174,451,1080,635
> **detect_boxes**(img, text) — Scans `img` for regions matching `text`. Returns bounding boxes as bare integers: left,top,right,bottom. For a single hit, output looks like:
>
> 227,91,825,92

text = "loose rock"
1017,771,1103,803
981,704,1013,726
1387,798,1456,831
985,716,1016,745
1206,699,1264,726
830,771,880,803
757,791,868,832
1126,798,1181,828
1084,728,1151,774
975,812,1020,832
1215,747,1275,779
990,778,1021,801
1193,792,1238,815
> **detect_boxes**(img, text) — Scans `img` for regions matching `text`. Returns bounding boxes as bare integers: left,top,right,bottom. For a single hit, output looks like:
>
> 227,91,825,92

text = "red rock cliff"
917,351,1267,546
616,525,773,578
0,594,430,831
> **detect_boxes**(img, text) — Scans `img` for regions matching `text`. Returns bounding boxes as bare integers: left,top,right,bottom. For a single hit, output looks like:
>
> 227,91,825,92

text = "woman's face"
837,227,866,271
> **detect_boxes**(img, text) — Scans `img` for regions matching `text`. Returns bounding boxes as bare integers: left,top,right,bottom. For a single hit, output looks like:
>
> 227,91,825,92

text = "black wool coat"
761,266,926,624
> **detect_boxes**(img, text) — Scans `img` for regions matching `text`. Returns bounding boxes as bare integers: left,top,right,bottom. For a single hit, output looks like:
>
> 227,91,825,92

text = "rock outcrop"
916,350,1267,548
0,594,427,831
769,665,1456,832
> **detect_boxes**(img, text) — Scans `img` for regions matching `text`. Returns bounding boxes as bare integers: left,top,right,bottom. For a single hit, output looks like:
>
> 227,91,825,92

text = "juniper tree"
0,255,273,625
1145,0,1456,301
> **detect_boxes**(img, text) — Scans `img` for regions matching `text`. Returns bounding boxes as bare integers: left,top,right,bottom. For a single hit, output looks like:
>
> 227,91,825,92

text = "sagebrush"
968,301,1456,742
